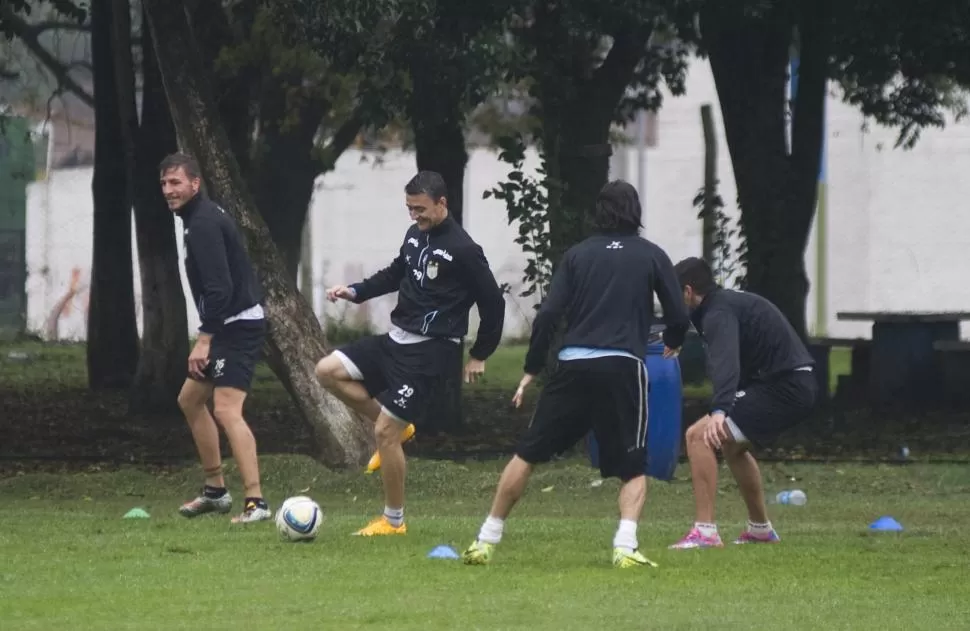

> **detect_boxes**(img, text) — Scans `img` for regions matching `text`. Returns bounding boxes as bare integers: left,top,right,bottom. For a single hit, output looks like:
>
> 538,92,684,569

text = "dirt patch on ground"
1,385,969,476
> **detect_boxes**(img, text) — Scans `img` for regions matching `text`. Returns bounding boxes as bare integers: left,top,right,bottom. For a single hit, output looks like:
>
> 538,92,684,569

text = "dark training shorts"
334,333,461,425
190,319,266,392
516,355,648,481
726,367,818,448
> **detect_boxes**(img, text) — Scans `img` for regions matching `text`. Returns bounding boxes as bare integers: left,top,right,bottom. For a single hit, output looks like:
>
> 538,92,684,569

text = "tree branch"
315,108,364,173
790,0,830,191
24,20,91,37
1,6,95,107
66,60,93,73
591,27,653,113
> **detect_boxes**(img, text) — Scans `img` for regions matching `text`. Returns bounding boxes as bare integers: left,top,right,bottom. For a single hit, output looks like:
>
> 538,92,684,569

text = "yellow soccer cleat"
461,540,495,565
351,515,407,536
365,423,417,473
612,547,659,569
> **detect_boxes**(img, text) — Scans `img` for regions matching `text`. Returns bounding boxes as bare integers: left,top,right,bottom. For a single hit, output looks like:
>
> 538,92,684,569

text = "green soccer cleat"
462,540,495,565
612,547,659,569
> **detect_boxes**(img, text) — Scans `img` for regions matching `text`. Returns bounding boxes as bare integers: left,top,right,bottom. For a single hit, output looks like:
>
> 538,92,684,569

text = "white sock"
384,506,404,527
695,522,718,538
613,519,638,552
478,515,505,544
747,520,773,536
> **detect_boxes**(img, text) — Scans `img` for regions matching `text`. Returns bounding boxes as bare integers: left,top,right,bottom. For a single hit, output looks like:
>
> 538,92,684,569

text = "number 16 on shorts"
394,384,414,409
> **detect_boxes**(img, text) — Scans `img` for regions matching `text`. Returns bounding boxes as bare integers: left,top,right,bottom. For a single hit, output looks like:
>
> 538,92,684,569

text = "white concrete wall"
23,58,970,342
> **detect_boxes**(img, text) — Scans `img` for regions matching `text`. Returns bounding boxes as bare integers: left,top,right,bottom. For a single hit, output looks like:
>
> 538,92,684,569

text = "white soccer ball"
275,495,323,542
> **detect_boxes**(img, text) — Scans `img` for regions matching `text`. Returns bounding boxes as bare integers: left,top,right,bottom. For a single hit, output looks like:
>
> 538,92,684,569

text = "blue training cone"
869,516,904,532
427,545,460,560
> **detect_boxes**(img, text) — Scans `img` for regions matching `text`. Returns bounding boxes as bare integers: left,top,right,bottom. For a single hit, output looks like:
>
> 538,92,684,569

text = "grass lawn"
1,339,967,628
0,456,967,629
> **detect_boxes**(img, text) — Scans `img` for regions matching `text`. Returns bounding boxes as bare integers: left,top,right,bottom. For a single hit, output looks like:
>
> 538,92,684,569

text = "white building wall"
24,59,970,342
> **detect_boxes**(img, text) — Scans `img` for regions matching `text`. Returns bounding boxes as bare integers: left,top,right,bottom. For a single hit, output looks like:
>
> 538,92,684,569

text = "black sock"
203,485,227,499
245,496,268,509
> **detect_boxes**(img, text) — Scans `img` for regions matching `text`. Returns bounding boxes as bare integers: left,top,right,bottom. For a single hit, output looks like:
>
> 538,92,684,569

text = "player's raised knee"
314,353,345,386
685,419,706,444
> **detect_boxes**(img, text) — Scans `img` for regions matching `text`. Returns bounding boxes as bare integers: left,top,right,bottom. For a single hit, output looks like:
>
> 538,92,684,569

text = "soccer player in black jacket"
160,153,271,524
669,257,818,549
462,180,691,569
315,171,506,536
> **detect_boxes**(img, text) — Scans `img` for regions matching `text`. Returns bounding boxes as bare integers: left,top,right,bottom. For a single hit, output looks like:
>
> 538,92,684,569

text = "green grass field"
1,456,967,629
5,338,943,629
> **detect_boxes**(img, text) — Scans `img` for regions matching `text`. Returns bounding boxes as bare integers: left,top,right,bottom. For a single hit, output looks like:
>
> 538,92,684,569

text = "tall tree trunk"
129,0,189,417
531,11,653,265
191,1,320,281
408,62,468,224
406,41,471,434
144,0,373,467
542,108,614,262
87,0,139,390
701,1,829,339
250,78,328,281
189,0,255,176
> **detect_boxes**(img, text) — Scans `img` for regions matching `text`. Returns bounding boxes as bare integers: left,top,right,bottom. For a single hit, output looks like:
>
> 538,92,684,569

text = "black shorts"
727,368,819,447
190,319,266,392
516,356,648,481
334,333,460,425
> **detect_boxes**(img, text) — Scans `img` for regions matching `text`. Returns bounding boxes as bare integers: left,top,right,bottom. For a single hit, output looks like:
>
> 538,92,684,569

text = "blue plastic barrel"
587,342,683,481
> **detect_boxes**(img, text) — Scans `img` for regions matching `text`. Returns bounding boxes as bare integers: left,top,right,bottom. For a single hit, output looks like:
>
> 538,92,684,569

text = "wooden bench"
807,337,872,404
837,311,970,407
933,340,970,406
932,340,970,352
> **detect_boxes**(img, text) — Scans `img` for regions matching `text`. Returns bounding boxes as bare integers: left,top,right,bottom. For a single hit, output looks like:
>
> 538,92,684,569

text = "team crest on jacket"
426,260,439,280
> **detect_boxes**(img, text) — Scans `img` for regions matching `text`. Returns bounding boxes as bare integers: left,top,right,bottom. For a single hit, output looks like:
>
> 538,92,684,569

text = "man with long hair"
462,180,690,568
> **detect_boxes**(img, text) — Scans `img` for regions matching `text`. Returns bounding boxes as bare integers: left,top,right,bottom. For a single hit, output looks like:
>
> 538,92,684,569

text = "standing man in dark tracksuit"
462,180,691,569
315,170,506,537
668,257,818,549
160,152,271,524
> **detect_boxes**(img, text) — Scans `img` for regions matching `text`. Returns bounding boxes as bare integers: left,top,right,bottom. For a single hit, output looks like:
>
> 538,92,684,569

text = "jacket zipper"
418,234,430,287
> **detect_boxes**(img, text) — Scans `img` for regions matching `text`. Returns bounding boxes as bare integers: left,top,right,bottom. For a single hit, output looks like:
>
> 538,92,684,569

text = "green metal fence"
0,116,35,338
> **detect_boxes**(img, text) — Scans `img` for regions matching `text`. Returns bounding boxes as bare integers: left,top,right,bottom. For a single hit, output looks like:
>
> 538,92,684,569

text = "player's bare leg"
463,455,533,564
210,386,270,523
315,353,415,472
315,354,382,420
723,442,779,544
669,416,725,548
618,474,647,523
352,411,409,536
612,474,657,568
177,378,233,517
487,455,532,516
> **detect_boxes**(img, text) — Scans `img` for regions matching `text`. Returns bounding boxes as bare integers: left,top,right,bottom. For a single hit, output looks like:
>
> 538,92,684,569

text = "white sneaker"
179,491,233,518
231,499,272,524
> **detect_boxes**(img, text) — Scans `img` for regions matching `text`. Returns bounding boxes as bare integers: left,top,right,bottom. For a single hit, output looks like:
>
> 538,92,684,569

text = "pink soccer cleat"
734,529,781,544
668,527,724,549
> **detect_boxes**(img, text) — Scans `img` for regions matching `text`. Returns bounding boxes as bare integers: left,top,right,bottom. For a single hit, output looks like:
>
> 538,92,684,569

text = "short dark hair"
405,171,447,202
591,180,644,235
159,152,201,180
674,257,719,295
